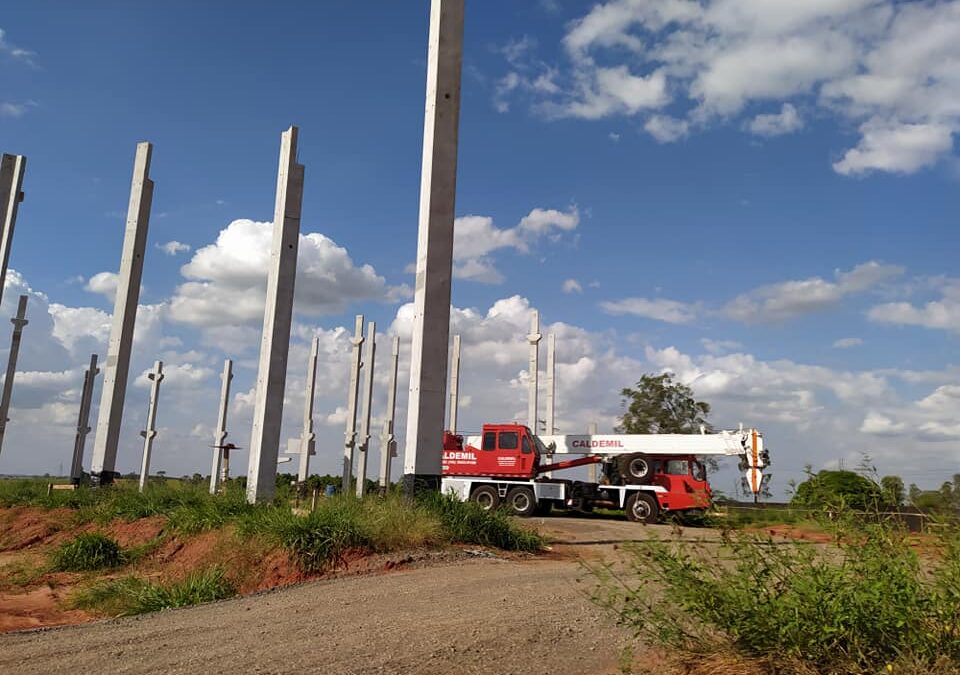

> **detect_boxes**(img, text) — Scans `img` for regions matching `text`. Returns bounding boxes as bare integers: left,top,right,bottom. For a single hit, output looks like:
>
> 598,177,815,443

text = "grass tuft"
71,567,235,616
49,533,126,571
419,492,543,552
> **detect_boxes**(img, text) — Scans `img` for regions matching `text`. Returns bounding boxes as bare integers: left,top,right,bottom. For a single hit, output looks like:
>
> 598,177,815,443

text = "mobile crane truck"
441,423,769,523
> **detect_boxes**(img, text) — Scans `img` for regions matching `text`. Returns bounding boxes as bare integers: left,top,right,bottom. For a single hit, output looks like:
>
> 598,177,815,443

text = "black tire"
470,485,500,511
505,486,538,517
625,492,659,524
617,453,653,484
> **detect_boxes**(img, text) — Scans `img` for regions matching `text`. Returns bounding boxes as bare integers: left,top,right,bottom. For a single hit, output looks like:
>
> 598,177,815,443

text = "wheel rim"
632,497,651,520
475,492,495,510
629,458,649,478
512,493,531,512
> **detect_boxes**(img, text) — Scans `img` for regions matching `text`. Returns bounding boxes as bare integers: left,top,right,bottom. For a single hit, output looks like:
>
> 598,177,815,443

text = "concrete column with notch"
137,360,164,492
70,354,100,484
0,154,26,309
342,315,364,493
246,126,305,504
296,336,320,484
355,322,377,498
526,310,541,432
403,0,464,494
209,359,233,495
544,333,556,475
0,295,28,458
448,334,461,434
90,143,154,486
378,336,401,492
587,422,599,483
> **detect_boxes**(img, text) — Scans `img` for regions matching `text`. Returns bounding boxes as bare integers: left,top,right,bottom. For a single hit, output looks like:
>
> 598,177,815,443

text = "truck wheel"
470,485,500,511
625,492,659,524
618,454,653,484
505,487,537,517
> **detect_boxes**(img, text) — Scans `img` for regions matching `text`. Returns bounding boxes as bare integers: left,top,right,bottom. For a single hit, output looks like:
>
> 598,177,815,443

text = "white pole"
342,315,364,493
0,295,28,458
297,336,320,484
448,335,461,434
70,354,99,484
526,310,541,432
544,333,556,475
378,336,401,492
0,154,26,311
209,359,233,494
138,361,164,492
356,322,377,498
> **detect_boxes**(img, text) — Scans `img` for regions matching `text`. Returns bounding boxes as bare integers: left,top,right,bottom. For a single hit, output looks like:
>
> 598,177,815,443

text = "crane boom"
538,428,763,458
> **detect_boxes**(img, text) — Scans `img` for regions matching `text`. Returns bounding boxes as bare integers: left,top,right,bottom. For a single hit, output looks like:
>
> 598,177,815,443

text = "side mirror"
546,441,556,452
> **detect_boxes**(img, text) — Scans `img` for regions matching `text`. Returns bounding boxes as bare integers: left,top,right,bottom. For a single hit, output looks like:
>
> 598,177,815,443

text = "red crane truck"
440,423,769,523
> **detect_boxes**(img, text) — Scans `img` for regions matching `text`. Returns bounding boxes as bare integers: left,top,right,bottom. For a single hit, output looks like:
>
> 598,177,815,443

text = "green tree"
880,475,905,507
617,373,711,434
791,470,883,511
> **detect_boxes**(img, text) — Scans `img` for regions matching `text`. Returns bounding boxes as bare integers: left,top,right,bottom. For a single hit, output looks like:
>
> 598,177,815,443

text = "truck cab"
442,423,541,479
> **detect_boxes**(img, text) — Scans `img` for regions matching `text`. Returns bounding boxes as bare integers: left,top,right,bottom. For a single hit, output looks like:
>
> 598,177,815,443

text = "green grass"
71,567,236,616
49,533,127,571
588,512,960,675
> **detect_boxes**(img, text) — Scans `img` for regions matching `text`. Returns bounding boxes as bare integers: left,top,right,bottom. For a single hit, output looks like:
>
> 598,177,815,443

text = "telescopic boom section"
537,429,763,457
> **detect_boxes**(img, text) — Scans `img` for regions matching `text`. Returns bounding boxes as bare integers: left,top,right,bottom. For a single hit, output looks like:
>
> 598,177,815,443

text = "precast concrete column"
0,154,26,310
378,335,400,493
70,354,99,484
209,359,233,494
296,336,320,484
0,295,27,458
246,127,305,504
90,143,154,486
587,422,599,483
544,333,556,475
448,334,461,434
526,310,541,432
342,315,364,493
356,322,377,498
403,0,464,494
137,361,164,492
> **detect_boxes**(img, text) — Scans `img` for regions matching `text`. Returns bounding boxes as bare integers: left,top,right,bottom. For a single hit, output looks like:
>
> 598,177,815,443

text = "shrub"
588,514,960,674
72,567,235,616
50,533,126,571
418,492,543,552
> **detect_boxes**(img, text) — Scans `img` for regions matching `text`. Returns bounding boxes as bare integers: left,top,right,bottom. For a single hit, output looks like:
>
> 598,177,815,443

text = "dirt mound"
0,586,92,633
0,507,76,551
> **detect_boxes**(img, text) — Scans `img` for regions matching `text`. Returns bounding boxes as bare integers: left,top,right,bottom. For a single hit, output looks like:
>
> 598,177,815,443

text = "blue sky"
0,1,958,496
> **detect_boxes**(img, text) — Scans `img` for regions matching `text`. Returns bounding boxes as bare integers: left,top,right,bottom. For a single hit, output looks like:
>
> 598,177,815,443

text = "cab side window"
482,432,496,451
521,434,532,454
499,431,519,450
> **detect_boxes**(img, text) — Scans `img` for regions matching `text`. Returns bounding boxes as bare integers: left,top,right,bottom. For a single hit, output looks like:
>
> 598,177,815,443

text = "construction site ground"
0,515,738,674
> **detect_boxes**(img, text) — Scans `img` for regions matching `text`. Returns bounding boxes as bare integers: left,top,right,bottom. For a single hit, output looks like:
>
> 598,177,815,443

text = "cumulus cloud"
452,207,580,284
85,272,118,303
495,0,960,175
169,219,402,327
748,103,804,137
868,278,960,334
601,297,698,324
833,337,864,349
157,241,191,256
724,261,904,323
562,279,583,294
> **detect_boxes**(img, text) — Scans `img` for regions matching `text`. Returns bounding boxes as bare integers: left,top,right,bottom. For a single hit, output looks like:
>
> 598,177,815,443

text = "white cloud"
724,261,904,323
85,272,118,303
0,102,32,118
496,0,960,175
157,241,191,256
833,337,863,349
452,207,580,284
0,28,37,67
701,338,742,355
601,297,698,324
868,279,960,333
562,279,583,294
169,219,401,328
644,115,690,143
748,103,804,136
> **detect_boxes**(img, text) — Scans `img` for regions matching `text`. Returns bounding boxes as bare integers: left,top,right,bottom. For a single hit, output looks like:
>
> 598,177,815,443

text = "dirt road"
0,517,674,675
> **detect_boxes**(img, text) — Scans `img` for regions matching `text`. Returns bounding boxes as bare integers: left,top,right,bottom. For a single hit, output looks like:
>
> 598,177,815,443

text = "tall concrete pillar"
0,295,27,458
544,333,556,475
448,334,461,434
403,0,465,494
70,354,100,484
526,310,541,432
342,315,365,493
137,360,163,492
90,142,154,486
296,336,320,484
0,154,26,309
356,322,377,498
379,336,401,493
587,422,599,483
246,127,305,504
209,359,233,495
